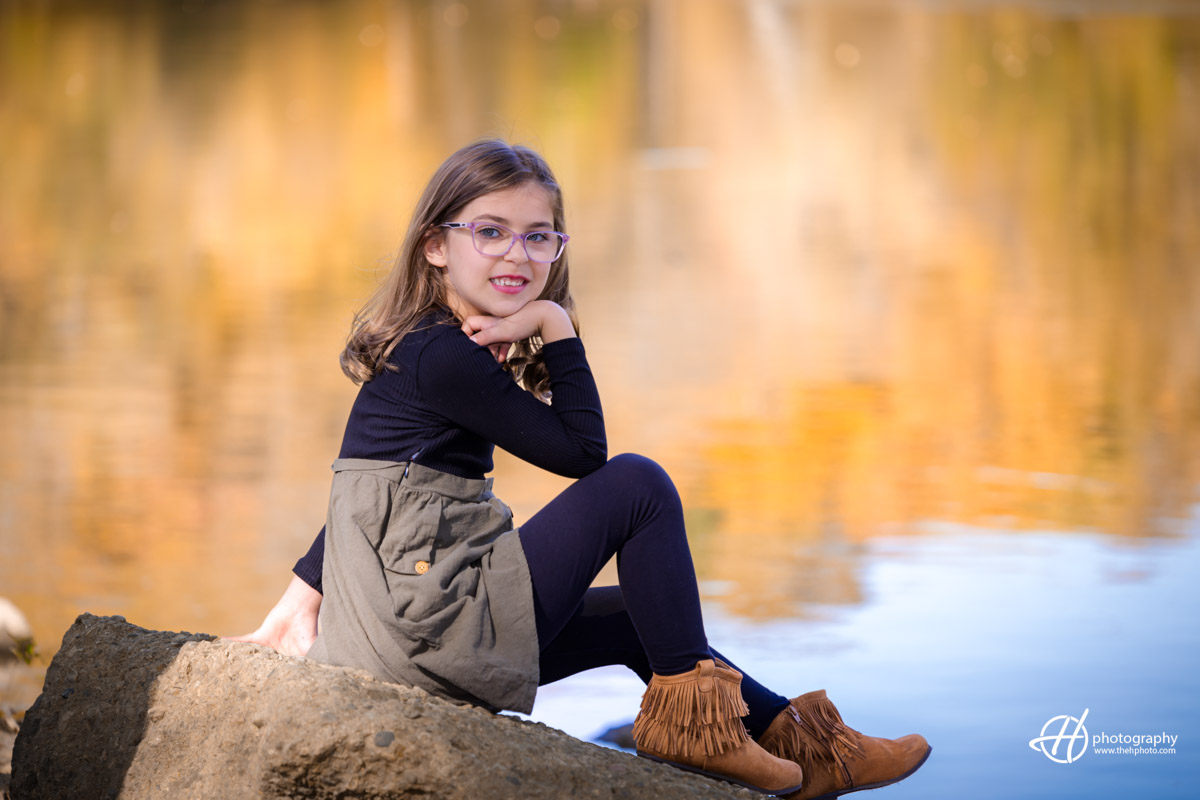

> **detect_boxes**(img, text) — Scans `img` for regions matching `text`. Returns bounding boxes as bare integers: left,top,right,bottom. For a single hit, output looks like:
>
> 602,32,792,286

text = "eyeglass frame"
439,221,570,263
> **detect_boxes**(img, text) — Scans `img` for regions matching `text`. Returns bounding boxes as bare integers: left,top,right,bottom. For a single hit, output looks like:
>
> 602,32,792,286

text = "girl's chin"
447,286,541,320
478,297,537,318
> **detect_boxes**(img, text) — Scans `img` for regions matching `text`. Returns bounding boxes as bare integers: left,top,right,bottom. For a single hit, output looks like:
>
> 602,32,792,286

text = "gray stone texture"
11,614,756,799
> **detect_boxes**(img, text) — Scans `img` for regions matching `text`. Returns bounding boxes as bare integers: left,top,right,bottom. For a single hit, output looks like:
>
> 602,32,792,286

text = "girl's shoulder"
387,312,481,381
405,314,515,399
389,311,459,358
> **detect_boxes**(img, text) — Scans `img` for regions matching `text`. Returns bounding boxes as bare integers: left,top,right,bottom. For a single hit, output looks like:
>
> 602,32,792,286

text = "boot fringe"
762,705,823,766
632,662,751,758
792,694,863,758
636,671,749,726
633,714,750,758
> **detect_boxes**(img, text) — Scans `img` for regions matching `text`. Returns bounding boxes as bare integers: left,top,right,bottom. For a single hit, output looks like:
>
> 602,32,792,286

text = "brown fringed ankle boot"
633,659,805,795
758,690,931,800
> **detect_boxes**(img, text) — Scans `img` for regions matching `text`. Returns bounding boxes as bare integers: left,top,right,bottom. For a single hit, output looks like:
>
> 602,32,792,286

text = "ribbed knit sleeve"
293,527,325,594
416,329,607,478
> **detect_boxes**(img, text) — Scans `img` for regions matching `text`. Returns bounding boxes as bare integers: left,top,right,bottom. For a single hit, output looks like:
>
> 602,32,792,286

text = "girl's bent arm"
418,320,607,478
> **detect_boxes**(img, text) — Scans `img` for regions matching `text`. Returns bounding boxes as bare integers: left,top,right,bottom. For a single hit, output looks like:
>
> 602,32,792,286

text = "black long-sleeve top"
292,315,607,592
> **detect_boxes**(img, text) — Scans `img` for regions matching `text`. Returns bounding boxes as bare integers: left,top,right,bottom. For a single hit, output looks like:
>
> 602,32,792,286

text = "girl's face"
425,182,557,320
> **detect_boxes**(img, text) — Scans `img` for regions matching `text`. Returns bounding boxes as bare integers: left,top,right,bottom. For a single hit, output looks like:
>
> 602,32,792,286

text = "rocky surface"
10,614,759,799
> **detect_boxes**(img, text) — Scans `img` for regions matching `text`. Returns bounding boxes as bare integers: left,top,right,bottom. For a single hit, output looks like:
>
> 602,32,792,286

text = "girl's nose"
503,238,529,265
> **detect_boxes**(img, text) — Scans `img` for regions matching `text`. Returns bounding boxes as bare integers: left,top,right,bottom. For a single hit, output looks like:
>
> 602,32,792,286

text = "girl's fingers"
470,322,516,348
465,306,545,351
460,314,500,338
481,341,512,364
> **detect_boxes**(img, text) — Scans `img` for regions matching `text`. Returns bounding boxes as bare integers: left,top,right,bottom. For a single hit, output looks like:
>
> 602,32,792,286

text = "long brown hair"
340,140,577,397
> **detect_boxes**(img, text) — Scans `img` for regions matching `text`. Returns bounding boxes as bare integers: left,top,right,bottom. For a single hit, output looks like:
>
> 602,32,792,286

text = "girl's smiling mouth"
490,275,529,293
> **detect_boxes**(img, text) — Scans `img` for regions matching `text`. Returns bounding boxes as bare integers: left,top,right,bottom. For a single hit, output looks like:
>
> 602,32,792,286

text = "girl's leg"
538,586,789,739
536,586,652,684
518,453,708,675
520,454,804,793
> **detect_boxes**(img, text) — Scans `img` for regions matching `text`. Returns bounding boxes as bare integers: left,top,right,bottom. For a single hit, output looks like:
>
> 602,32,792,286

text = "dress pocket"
376,489,447,649
377,490,442,576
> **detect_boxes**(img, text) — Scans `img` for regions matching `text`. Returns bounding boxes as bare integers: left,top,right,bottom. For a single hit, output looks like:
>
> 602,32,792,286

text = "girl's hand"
461,301,575,363
461,315,513,364
225,575,321,658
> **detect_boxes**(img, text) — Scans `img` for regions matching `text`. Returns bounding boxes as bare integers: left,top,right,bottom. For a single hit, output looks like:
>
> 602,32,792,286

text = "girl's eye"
476,225,505,239
526,232,550,244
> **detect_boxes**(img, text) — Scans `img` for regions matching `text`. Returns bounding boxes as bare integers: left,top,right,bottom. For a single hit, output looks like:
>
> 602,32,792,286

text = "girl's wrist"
281,574,323,613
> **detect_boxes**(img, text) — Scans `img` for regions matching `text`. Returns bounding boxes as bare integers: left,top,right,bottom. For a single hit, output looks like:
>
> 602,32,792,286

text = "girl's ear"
424,229,448,268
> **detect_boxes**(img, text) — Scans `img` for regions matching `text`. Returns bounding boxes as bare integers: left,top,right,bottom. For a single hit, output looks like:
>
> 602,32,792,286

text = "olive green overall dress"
306,458,539,713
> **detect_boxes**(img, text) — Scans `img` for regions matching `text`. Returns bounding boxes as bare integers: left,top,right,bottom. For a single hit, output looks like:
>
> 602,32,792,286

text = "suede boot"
633,659,805,796
758,690,931,800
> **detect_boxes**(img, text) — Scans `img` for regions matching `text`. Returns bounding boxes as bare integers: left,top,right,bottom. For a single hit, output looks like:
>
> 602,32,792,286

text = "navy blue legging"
517,453,789,739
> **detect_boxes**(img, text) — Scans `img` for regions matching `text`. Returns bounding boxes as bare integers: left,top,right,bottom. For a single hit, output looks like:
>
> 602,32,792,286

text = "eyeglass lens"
472,224,565,263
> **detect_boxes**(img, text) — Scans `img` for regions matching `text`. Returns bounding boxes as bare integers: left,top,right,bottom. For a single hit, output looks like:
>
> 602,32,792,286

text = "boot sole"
799,744,933,800
636,750,806,796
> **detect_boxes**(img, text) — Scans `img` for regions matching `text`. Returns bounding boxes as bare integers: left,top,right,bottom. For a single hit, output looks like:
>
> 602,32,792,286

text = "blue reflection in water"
525,522,1200,799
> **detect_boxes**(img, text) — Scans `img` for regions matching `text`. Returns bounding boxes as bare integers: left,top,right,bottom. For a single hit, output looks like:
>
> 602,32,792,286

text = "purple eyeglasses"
440,221,569,263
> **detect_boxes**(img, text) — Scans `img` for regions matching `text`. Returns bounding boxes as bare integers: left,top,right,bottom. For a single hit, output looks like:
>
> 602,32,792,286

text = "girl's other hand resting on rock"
227,575,321,658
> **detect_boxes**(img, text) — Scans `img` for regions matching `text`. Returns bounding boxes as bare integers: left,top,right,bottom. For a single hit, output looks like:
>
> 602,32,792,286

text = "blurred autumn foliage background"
1,0,1198,660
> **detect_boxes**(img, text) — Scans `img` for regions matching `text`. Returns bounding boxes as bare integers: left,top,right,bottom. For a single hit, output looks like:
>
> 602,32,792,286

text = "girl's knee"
604,453,679,503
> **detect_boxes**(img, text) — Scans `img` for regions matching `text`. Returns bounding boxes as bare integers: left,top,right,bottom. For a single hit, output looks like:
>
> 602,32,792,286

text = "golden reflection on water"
1,0,1198,667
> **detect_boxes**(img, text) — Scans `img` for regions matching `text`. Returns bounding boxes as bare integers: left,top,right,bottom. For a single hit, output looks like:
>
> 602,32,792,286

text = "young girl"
234,140,930,798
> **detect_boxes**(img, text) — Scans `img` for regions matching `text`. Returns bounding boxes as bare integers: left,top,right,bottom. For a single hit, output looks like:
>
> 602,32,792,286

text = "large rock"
10,614,757,799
